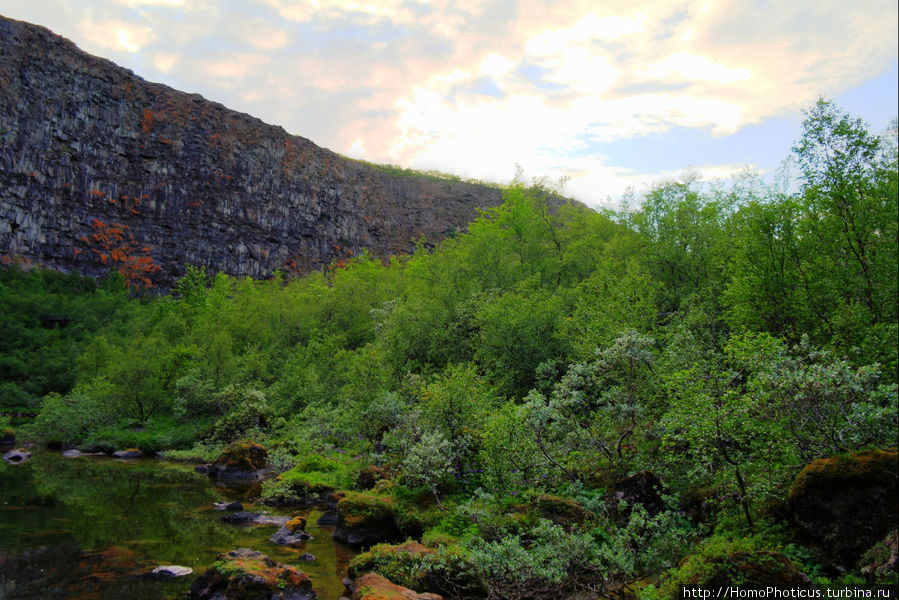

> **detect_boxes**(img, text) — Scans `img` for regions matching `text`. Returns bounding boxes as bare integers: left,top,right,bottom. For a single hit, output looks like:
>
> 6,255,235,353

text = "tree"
792,100,898,347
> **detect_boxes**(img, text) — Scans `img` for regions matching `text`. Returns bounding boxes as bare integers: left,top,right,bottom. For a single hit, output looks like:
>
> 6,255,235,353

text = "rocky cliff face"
0,15,503,288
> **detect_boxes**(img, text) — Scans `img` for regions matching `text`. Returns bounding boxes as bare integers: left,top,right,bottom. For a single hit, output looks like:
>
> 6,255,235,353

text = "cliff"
0,15,504,288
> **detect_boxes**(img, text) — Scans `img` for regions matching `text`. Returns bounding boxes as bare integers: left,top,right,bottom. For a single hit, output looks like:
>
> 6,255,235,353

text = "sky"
1,0,896,208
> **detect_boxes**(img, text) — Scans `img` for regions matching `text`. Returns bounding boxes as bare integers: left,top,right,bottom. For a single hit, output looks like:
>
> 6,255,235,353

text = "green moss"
340,491,397,528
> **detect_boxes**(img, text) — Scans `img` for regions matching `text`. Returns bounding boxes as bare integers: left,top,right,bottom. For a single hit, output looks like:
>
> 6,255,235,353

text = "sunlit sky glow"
1,0,896,207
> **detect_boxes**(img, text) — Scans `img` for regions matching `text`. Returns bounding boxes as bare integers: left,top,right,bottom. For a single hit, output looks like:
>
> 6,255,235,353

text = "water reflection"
0,452,354,599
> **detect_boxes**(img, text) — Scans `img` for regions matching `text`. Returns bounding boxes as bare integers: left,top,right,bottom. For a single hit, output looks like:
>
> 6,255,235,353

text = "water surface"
0,451,354,599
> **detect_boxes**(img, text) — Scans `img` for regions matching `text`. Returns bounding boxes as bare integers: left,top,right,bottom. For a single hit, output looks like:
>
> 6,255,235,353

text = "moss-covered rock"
788,449,898,567
210,440,268,481
351,572,442,600
358,466,388,490
534,494,592,529
349,541,435,583
334,492,402,548
215,440,268,471
188,548,316,600
287,516,307,533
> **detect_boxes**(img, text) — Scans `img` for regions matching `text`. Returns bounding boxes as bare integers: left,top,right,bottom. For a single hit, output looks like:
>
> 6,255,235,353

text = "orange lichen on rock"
789,449,898,501
81,219,161,287
286,516,307,533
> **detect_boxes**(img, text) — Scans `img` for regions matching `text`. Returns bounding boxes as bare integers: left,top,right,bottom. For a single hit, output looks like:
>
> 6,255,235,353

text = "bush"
467,518,605,600
210,386,275,442
31,390,113,446
349,540,482,598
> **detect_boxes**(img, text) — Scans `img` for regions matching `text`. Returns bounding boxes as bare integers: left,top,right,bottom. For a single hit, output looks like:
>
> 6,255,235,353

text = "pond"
0,451,355,599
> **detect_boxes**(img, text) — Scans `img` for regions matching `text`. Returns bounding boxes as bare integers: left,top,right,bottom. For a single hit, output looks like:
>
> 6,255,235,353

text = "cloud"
0,0,895,206
81,20,155,53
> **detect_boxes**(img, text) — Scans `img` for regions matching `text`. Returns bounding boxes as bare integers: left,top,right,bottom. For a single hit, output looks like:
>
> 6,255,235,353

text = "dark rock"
608,470,665,519
221,511,260,523
787,449,898,567
270,526,313,547
189,548,316,600
195,464,212,475
351,573,442,600
151,565,193,577
214,500,244,511
0,16,508,290
112,449,142,459
298,553,315,562
2,448,32,464
317,511,339,526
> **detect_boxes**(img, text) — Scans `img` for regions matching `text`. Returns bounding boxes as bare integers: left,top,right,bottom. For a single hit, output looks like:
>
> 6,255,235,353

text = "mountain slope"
0,15,503,287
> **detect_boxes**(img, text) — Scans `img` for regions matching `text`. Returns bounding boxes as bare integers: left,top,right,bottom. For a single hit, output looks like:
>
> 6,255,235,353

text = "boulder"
152,565,193,577
351,573,442,600
210,440,268,481
189,548,316,600
333,492,402,548
269,515,313,548
534,494,592,529
214,501,245,512
607,471,665,519
112,448,143,459
787,449,898,567
298,553,315,562
270,527,313,547
2,448,31,464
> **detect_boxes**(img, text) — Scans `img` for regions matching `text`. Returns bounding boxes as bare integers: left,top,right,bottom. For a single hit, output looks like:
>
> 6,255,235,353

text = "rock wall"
0,15,503,288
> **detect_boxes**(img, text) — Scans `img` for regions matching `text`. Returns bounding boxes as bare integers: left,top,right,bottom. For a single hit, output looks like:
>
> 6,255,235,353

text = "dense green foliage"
5,100,898,597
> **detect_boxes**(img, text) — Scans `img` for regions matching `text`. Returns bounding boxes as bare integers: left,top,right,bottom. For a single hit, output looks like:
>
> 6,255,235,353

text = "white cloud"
81,20,155,53
0,0,895,206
